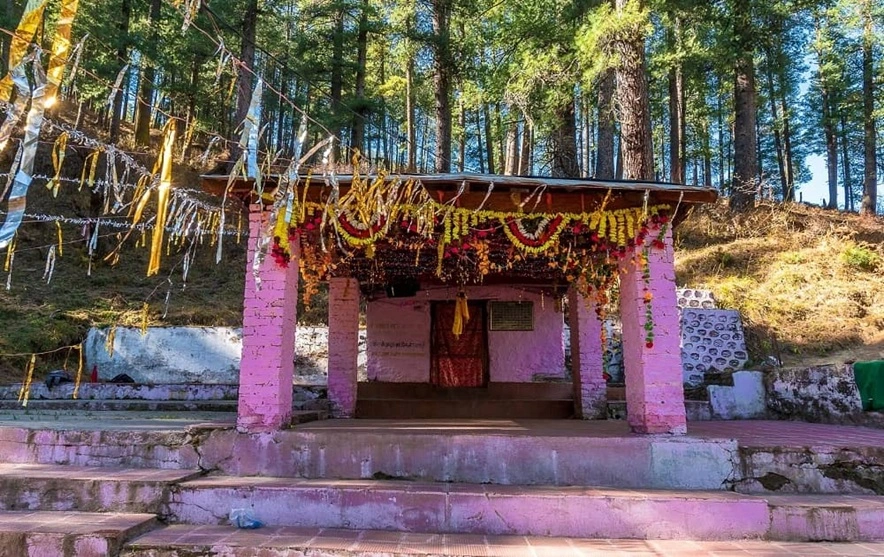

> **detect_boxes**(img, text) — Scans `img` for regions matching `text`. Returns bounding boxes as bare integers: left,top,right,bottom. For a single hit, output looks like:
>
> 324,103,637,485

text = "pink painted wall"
366,285,565,383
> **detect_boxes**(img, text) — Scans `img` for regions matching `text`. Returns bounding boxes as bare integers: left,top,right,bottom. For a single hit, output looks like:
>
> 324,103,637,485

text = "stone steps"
0,510,158,557
121,525,884,557
166,476,884,542
0,463,202,514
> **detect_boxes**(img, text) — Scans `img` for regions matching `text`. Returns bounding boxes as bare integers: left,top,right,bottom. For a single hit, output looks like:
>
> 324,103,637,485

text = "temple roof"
200,172,718,207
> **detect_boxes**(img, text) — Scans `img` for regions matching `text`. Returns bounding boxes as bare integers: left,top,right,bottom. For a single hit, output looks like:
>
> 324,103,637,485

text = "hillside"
675,201,884,367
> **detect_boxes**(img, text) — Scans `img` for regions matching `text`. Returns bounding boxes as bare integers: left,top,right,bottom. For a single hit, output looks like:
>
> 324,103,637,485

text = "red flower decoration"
645,342,654,349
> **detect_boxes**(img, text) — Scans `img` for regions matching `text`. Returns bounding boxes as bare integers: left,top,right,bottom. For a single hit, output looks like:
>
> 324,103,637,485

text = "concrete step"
166,477,884,541
0,463,202,514
122,525,884,557
0,510,158,557
768,495,884,542
355,399,574,419
0,399,240,412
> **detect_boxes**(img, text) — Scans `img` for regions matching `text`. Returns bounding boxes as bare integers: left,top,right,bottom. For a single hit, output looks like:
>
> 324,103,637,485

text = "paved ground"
0,412,883,450
130,526,884,556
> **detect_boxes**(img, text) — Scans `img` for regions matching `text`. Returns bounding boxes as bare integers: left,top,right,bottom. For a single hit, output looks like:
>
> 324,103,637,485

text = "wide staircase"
355,381,575,419
0,417,883,555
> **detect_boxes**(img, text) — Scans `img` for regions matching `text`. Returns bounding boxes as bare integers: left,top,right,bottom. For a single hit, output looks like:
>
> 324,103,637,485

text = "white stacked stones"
677,288,718,309
680,309,749,387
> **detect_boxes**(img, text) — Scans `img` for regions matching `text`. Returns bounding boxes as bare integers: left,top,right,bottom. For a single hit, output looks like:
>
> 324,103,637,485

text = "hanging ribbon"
240,78,262,180
42,245,56,283
0,0,47,100
147,120,176,276
179,0,201,32
0,55,34,152
46,132,68,196
0,55,47,250
452,291,470,338
44,0,79,107
106,63,129,111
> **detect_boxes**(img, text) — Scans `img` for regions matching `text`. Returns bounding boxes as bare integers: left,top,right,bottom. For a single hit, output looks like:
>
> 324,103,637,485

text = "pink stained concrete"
327,277,360,418
568,288,607,419
237,205,299,432
619,226,686,435
168,477,771,540
366,285,564,382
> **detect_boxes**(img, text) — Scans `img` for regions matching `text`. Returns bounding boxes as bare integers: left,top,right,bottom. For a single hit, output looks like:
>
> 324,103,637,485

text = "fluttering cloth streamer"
45,0,79,106
0,58,32,153
0,0,47,100
240,78,262,180
147,120,176,276
0,57,47,250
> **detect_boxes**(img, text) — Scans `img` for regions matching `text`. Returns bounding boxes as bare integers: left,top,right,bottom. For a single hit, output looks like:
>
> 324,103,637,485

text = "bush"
840,244,882,273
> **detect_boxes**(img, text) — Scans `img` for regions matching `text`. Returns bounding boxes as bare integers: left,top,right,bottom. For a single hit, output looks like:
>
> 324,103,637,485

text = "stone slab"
0,463,201,513
0,510,158,557
708,371,767,420
123,525,884,557
167,478,769,540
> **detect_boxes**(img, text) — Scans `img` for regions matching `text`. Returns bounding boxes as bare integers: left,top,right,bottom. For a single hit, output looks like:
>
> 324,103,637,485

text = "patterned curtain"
431,302,486,388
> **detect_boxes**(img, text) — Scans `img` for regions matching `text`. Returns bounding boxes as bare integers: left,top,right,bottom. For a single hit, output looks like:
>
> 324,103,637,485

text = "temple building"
202,172,717,435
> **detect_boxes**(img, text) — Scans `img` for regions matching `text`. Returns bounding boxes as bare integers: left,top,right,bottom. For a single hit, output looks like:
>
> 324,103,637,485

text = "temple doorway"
430,301,488,388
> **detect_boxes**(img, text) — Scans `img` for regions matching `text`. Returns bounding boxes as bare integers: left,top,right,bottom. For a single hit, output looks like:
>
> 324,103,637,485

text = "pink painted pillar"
618,226,687,434
327,276,360,418
568,287,607,419
237,204,298,432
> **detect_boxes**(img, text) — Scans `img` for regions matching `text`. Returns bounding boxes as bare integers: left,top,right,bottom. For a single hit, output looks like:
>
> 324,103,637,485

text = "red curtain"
431,302,487,388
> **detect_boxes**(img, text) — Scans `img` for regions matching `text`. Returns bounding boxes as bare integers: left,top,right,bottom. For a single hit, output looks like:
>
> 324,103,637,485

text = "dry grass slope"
676,201,884,366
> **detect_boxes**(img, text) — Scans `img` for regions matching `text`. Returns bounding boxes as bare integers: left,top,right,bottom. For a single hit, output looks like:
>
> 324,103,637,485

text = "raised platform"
0,416,881,552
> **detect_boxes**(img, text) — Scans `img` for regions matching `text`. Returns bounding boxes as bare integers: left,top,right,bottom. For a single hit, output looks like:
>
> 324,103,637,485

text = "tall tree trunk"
765,65,788,200
780,89,795,202
405,52,416,172
483,103,494,173
581,96,590,177
668,17,684,184
613,0,654,181
840,111,853,212
503,113,518,175
231,0,258,163
495,103,504,174
595,69,615,179
431,0,453,172
475,110,485,173
822,80,838,209
730,0,758,211
550,98,580,178
519,116,532,175
350,0,370,156
330,7,345,160
134,0,161,146
703,129,712,188
458,95,465,172
860,0,877,215
109,0,131,143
